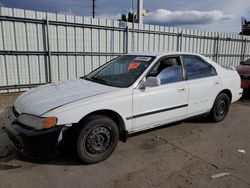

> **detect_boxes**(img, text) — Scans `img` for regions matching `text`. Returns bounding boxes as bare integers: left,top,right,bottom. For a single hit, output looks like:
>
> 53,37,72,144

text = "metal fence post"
125,26,129,53
132,25,135,52
176,31,183,51
243,38,247,61
240,37,247,62
213,34,219,62
45,17,52,83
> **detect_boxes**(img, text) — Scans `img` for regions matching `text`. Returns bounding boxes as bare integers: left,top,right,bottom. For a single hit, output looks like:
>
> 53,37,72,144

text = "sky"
0,0,250,33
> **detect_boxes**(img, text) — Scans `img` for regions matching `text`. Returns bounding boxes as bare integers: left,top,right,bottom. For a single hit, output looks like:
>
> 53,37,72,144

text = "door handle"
178,87,186,92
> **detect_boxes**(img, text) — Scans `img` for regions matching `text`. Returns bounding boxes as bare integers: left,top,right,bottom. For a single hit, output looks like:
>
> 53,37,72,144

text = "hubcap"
216,99,226,117
85,126,111,154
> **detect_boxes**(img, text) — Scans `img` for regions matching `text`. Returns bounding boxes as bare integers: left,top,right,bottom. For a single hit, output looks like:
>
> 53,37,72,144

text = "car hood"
236,64,250,75
14,79,118,116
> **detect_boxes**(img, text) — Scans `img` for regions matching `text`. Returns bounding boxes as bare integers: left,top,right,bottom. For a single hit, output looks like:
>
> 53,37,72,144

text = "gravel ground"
0,92,250,188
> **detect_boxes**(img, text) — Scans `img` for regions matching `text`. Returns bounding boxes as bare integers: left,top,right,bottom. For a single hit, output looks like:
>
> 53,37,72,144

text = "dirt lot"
0,93,250,188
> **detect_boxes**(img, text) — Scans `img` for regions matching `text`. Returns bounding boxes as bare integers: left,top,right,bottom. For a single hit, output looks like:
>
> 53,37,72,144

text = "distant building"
241,17,250,35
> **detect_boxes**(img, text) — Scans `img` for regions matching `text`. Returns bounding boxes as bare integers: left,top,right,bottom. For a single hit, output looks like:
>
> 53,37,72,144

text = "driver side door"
130,56,189,131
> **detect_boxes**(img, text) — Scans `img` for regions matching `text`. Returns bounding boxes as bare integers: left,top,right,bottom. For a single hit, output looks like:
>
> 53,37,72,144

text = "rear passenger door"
182,55,221,115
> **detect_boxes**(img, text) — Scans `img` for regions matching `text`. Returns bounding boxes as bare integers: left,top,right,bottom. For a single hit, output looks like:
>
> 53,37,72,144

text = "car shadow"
240,89,250,100
0,142,83,167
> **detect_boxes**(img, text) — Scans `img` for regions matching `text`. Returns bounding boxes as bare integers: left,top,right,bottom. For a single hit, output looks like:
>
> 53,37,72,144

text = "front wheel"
209,93,230,122
76,115,119,164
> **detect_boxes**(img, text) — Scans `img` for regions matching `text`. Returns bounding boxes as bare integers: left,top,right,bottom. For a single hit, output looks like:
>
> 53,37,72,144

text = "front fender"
43,91,133,131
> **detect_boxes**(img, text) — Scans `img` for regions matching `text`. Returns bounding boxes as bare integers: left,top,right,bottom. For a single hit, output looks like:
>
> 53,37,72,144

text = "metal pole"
137,0,143,24
92,0,96,18
45,17,52,83
132,0,135,52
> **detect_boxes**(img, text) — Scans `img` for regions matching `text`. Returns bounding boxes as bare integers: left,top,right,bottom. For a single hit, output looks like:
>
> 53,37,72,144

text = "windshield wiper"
82,76,90,80
88,77,111,85
84,76,117,87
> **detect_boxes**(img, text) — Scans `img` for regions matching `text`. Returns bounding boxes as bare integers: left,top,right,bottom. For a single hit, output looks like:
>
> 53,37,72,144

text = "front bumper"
3,107,64,159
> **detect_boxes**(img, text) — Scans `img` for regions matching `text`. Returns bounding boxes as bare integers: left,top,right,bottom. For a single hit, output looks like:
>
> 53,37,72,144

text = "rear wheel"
76,115,119,164
210,93,230,122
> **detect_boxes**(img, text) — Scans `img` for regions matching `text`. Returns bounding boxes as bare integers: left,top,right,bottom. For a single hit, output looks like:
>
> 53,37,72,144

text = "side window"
246,58,250,64
148,57,183,85
182,55,216,80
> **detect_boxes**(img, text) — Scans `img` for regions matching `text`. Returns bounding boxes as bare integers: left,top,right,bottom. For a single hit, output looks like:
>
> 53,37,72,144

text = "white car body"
13,52,242,134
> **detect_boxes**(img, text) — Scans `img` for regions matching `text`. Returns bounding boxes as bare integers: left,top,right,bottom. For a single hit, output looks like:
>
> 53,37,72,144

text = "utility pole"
137,0,143,24
91,0,96,18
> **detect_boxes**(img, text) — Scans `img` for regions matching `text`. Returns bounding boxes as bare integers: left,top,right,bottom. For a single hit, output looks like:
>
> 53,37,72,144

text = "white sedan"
3,52,243,164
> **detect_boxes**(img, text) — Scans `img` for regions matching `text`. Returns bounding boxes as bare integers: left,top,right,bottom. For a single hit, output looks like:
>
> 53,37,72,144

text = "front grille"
240,75,250,80
12,106,20,118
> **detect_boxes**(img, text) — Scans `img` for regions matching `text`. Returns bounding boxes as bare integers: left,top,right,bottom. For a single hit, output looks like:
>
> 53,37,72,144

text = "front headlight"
17,114,57,130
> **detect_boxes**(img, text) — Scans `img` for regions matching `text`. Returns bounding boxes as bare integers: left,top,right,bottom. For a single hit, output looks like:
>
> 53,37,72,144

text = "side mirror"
145,77,161,87
138,80,146,89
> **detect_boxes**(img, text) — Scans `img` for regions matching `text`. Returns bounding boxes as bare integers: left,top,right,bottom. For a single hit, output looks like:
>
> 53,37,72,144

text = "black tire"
76,115,119,164
210,93,230,122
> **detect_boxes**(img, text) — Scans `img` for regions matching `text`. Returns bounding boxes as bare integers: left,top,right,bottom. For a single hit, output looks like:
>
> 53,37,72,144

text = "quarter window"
182,55,216,80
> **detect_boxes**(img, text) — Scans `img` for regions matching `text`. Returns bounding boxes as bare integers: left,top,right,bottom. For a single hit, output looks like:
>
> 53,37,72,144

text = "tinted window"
148,57,183,85
245,58,250,65
182,56,216,80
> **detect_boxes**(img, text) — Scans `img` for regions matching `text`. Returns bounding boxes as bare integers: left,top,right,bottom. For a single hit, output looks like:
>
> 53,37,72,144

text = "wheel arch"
218,89,232,103
76,109,128,142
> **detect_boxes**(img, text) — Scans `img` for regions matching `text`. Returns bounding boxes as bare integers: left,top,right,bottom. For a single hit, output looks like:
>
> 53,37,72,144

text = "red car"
236,59,250,89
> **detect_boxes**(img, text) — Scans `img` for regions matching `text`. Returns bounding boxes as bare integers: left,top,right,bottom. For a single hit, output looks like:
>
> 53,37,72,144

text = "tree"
119,11,137,23
120,14,127,22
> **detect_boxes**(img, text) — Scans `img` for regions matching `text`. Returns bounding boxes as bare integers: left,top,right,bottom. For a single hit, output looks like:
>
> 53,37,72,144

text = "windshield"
83,55,155,87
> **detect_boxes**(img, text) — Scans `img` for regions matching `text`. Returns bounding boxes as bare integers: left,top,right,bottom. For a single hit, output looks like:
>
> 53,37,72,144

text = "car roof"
126,51,203,58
